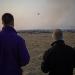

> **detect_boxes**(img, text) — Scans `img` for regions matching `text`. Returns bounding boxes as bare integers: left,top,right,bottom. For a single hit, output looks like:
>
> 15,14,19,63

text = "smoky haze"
0,0,75,30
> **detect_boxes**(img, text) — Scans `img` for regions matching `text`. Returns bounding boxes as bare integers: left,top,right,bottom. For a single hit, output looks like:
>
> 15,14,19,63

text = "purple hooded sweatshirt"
0,26,30,75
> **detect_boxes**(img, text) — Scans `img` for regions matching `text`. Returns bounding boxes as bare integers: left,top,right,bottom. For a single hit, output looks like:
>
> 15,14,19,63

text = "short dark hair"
2,13,14,25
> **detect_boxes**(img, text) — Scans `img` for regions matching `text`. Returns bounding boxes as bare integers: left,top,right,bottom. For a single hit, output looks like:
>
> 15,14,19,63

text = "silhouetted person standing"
0,13,30,75
41,29,75,75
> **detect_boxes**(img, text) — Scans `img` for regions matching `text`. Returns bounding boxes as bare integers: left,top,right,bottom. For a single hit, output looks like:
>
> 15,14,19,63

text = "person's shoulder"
65,44,75,51
45,47,54,54
0,31,5,37
0,31,4,35
65,44,73,49
43,47,54,60
16,34,25,42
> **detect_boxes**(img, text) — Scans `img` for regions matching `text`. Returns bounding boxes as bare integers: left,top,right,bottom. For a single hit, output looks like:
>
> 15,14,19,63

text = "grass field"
18,32,75,75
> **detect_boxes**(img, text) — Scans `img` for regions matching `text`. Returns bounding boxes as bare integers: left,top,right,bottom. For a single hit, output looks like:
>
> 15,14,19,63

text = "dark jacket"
41,40,75,75
0,26,30,75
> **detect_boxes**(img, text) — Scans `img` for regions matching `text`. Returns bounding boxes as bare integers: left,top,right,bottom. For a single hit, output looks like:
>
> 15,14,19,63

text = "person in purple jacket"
0,13,30,75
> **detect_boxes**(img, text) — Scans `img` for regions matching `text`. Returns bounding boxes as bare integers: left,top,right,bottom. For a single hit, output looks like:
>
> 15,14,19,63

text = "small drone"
37,13,40,16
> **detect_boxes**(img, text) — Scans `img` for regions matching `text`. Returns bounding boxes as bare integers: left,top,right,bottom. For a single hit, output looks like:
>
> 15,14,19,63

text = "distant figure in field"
0,13,30,75
41,29,75,75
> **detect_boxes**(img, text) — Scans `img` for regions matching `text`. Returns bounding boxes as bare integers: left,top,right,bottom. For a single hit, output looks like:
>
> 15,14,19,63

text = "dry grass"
18,32,75,75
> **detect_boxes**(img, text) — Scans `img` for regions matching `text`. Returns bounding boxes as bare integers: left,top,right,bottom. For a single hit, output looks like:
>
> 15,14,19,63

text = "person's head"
2,13,14,27
52,29,63,41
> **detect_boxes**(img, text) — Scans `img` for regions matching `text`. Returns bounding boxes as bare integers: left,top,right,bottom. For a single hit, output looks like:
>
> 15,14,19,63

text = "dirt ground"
18,32,75,75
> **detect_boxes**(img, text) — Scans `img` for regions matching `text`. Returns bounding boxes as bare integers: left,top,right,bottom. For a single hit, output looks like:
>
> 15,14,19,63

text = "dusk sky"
0,0,75,30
